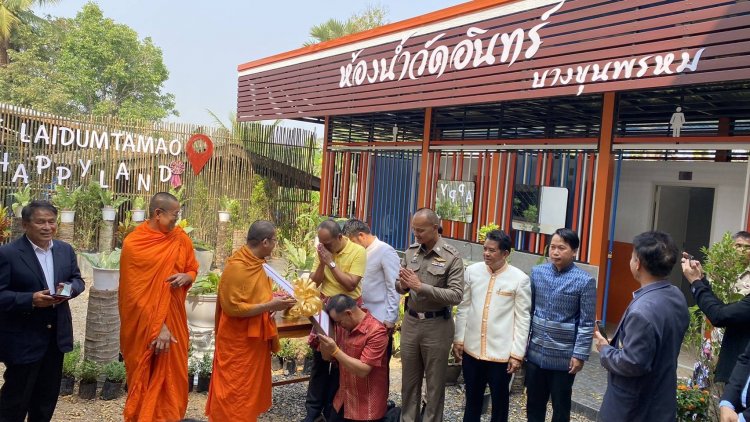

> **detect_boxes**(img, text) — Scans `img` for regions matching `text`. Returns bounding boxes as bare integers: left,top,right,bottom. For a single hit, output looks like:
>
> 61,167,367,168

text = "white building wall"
612,161,747,244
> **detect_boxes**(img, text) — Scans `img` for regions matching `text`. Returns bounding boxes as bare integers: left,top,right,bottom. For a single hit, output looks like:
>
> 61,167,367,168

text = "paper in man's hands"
262,264,294,296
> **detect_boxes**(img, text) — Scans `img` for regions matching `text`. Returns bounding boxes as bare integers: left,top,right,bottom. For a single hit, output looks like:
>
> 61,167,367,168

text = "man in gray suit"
593,231,689,422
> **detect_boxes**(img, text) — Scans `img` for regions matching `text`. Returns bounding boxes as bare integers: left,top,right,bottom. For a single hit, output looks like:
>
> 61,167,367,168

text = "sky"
37,1,464,133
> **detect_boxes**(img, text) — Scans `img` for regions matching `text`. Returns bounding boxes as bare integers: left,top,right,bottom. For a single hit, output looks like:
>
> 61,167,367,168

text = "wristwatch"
328,262,337,269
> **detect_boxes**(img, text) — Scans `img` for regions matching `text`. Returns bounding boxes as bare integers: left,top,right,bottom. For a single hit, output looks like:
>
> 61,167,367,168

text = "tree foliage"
0,0,57,66
0,2,176,120
304,4,388,46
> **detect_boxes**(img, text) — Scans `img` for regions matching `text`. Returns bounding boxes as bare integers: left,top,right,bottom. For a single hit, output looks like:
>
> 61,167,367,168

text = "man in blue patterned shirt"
526,228,596,422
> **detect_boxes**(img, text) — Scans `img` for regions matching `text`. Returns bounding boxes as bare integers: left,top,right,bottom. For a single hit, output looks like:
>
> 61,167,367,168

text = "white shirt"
360,238,401,324
454,262,532,362
28,237,55,292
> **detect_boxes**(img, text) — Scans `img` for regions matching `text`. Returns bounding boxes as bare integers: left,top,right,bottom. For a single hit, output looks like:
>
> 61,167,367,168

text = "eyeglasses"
156,208,180,217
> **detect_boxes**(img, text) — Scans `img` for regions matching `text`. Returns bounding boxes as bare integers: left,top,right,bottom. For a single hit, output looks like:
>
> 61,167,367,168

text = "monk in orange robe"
119,192,199,422
206,220,296,422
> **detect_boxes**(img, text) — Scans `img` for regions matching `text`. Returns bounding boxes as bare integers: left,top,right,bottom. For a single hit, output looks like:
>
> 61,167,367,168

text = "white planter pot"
186,295,217,330
218,211,230,222
131,209,146,222
14,207,22,218
92,267,120,291
101,207,116,221
60,210,76,223
194,249,214,276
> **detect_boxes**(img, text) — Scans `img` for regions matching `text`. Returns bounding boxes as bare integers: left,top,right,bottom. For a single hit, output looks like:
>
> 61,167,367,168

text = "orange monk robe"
205,245,280,422
119,223,198,422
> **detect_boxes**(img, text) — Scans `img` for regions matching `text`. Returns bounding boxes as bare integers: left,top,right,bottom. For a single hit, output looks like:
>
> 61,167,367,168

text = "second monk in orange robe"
205,220,296,422
119,192,199,422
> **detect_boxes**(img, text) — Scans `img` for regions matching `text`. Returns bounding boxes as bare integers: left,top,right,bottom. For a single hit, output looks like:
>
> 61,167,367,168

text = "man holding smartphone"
593,231,689,422
0,201,85,422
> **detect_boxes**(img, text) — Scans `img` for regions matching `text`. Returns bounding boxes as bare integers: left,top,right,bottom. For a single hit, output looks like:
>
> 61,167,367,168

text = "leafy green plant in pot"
60,342,81,396
196,352,213,393
76,359,100,400
11,185,33,218
52,185,81,223
82,249,121,291
188,356,199,393
101,361,126,400
218,195,237,223
131,196,147,222
277,339,298,375
99,188,129,221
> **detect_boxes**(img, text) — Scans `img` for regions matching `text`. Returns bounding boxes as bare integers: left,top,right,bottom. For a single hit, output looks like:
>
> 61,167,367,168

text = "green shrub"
76,360,100,383
198,353,213,377
677,380,710,421
62,342,82,378
103,361,126,383
188,271,220,296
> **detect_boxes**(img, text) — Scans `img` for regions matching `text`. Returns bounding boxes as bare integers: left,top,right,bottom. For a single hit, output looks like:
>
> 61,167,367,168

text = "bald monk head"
411,207,441,249
246,220,277,259
148,192,180,234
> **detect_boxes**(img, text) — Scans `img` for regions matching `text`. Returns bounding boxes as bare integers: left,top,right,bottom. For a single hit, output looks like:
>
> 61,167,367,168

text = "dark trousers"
525,360,576,422
461,353,512,422
0,333,63,422
304,350,340,422
329,405,384,422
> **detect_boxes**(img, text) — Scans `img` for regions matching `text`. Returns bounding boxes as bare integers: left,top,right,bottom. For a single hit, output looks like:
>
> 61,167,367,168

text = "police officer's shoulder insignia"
442,243,459,256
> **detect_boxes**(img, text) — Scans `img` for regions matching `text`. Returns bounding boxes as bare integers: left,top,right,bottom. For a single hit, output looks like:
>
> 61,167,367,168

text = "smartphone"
596,320,608,341
53,283,73,299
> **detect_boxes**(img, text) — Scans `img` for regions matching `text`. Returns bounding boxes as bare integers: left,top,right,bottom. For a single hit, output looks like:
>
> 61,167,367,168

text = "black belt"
406,306,448,320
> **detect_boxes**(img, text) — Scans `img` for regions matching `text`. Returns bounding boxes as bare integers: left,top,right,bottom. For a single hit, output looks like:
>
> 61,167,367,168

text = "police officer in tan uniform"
397,208,464,422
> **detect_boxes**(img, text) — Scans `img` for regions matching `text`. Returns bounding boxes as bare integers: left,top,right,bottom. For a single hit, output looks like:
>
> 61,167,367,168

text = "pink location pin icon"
186,134,214,175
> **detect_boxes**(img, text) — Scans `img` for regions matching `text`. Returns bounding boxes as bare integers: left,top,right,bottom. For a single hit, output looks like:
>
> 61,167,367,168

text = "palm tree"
0,0,57,66
304,4,388,46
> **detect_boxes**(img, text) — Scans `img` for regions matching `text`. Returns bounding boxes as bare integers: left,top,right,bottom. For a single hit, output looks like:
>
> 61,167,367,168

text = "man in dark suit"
681,231,750,389
0,200,85,422
720,341,750,422
593,231,689,422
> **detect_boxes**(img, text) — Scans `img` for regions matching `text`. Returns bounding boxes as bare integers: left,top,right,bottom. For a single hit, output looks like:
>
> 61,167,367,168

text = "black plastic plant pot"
78,381,97,400
197,375,211,393
100,381,122,400
59,376,75,396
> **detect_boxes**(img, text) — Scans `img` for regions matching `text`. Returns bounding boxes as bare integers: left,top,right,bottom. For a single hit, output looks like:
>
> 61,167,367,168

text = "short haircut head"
22,200,57,222
318,218,342,237
632,231,679,278
733,231,750,242
552,228,580,250
325,294,357,314
342,218,370,236
148,192,179,215
414,208,440,225
485,229,512,252
246,220,276,246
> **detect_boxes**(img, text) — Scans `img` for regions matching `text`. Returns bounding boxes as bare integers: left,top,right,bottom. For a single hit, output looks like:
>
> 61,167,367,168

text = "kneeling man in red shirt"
318,294,390,422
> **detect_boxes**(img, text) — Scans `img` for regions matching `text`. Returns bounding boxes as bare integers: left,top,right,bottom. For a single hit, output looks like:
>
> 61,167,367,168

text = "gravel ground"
0,285,590,421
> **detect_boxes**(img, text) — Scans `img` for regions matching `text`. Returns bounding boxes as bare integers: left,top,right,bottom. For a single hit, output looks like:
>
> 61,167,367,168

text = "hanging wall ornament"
169,161,185,188
186,134,214,175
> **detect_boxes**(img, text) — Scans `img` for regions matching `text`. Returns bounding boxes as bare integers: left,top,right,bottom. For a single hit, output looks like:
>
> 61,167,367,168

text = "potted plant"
193,240,215,276
76,359,100,400
277,339,297,376
51,185,81,223
477,222,500,243
677,380,710,421
301,343,314,375
11,185,32,218
101,361,126,400
188,356,198,393
98,188,129,222
131,196,147,222
186,271,220,331
271,350,283,372
116,212,138,247
82,249,121,291
60,342,81,396
196,352,213,393
218,196,236,223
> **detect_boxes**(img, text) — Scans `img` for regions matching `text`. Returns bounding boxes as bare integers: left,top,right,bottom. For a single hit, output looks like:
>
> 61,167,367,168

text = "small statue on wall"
670,106,686,137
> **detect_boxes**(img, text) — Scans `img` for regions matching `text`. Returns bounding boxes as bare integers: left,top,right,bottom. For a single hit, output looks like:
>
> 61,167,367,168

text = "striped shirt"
527,262,596,371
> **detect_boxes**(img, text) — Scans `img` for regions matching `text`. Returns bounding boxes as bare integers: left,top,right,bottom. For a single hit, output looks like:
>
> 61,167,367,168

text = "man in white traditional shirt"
343,219,400,337
453,229,532,422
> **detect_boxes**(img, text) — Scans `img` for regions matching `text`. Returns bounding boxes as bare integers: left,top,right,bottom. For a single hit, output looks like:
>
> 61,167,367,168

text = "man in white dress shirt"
343,219,400,336
453,229,532,422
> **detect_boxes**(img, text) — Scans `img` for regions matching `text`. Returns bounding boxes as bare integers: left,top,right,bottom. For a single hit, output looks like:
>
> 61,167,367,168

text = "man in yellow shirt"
303,218,366,422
